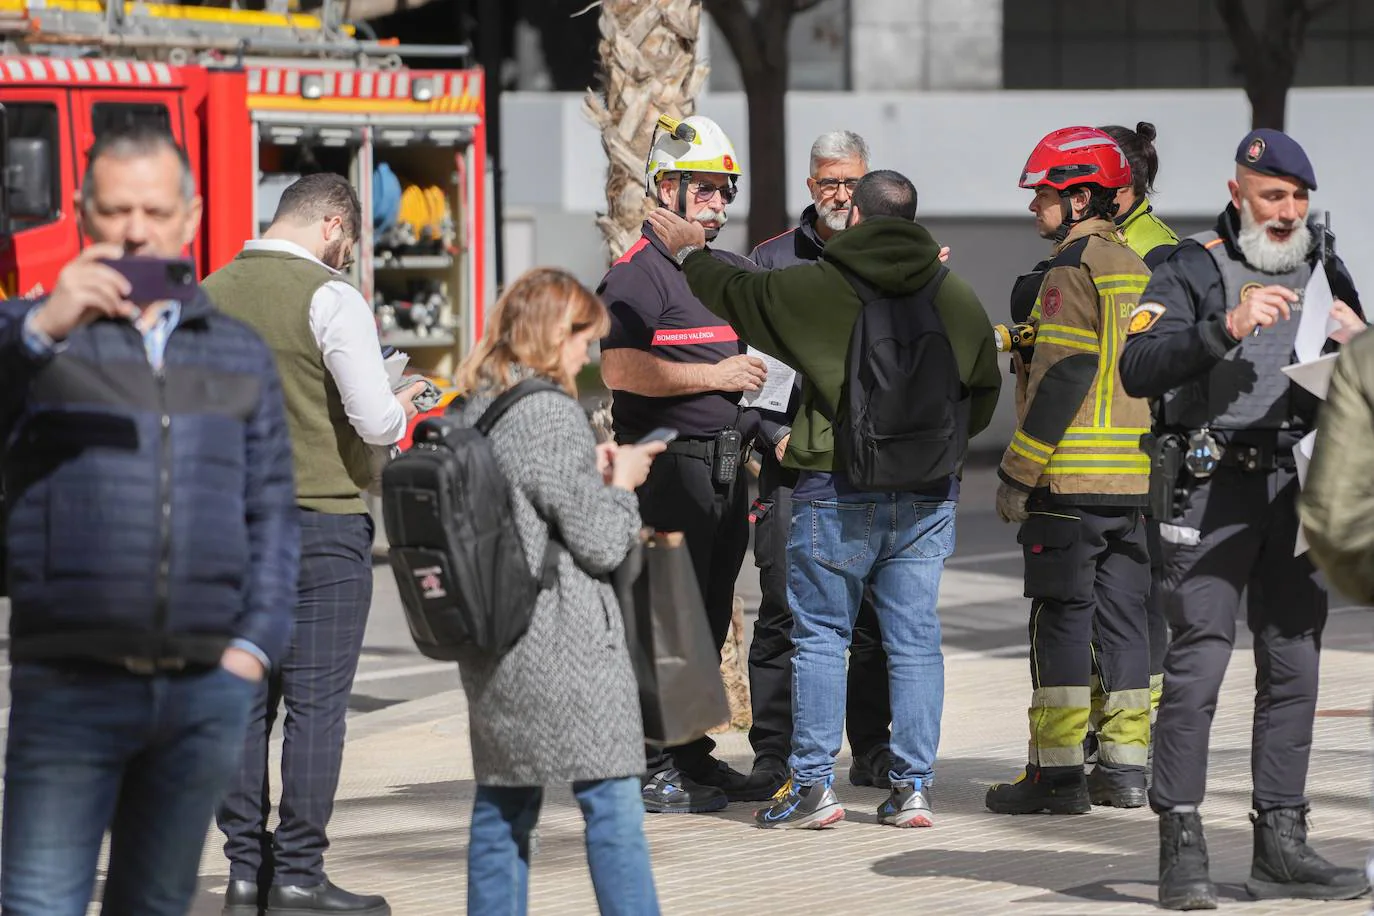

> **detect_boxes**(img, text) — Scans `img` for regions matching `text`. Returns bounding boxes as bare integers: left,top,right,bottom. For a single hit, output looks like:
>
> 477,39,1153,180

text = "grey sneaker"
754,776,845,829
878,781,934,828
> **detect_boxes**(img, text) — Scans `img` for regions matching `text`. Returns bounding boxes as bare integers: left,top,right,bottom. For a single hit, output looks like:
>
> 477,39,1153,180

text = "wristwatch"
673,244,703,266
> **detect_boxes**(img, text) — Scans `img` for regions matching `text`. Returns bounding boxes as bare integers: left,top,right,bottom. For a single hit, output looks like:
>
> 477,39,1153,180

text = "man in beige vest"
205,174,423,916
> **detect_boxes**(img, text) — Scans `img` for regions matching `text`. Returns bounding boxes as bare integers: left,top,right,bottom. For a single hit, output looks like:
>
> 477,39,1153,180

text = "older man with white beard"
1120,128,1368,910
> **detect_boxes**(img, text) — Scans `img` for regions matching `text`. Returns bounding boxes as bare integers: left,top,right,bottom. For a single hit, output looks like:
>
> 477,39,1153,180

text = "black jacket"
0,289,298,667
1120,204,1361,403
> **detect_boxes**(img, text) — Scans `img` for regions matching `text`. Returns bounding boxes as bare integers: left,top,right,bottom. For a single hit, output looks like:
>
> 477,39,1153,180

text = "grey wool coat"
452,377,645,785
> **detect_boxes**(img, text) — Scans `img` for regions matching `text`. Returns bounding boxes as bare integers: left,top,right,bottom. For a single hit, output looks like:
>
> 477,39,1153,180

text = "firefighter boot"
1158,810,1217,910
985,764,1089,815
1245,807,1370,900
1086,764,1147,808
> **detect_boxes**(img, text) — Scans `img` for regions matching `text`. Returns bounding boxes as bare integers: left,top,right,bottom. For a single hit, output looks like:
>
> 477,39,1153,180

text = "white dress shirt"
242,239,406,446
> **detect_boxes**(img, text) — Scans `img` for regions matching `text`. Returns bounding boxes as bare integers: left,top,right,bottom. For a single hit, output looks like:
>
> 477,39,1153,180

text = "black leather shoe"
224,880,264,916
682,757,754,801
849,745,895,789
736,755,789,802
265,881,390,915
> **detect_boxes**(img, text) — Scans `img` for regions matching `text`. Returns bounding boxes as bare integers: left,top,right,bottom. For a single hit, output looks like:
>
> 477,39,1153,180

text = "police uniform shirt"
1119,203,1362,430
598,223,755,439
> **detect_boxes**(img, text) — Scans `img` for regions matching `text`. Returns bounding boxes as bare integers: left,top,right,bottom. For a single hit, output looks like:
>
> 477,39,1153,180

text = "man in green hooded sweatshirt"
647,169,1000,830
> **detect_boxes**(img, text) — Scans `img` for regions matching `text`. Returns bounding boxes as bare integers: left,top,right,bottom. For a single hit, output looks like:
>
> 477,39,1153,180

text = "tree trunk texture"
710,596,753,734
705,0,808,249
583,0,708,263
1216,0,1338,130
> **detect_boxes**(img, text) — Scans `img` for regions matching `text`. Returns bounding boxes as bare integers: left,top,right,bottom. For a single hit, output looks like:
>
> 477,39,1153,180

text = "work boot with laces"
984,763,1089,815
1245,806,1370,900
1157,810,1217,911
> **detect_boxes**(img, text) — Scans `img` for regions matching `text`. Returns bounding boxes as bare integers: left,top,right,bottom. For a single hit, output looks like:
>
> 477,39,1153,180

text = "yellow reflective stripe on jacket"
1093,274,1150,294
1010,429,1053,466
1062,426,1149,442
1036,328,1098,353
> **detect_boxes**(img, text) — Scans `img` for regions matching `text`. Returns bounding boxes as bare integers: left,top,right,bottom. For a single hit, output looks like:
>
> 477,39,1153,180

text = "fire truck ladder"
0,0,469,65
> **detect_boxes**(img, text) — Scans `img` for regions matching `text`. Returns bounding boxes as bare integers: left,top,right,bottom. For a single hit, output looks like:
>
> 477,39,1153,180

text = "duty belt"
1217,442,1296,472
664,437,717,461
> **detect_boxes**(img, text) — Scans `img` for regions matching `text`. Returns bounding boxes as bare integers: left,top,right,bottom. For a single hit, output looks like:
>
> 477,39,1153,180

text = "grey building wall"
849,0,1001,90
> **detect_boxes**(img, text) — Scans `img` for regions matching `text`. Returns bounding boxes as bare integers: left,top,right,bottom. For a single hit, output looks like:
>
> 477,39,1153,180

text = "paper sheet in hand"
739,347,798,414
384,351,410,390
1293,264,1342,364
1280,352,1338,400
1293,430,1318,556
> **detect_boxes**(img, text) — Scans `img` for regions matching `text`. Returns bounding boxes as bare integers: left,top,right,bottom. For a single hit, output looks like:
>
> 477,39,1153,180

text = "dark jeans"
635,448,750,775
748,457,892,765
219,509,374,886
2,662,255,916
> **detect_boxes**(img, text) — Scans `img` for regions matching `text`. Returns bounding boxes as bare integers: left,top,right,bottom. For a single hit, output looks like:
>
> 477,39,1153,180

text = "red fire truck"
0,0,488,382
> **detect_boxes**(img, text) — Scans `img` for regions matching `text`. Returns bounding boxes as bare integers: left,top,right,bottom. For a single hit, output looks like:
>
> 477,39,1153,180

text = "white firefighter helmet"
644,114,743,197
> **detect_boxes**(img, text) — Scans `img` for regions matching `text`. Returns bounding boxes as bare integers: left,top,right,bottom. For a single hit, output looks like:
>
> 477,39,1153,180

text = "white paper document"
1280,352,1339,400
384,350,411,390
1293,264,1342,364
1293,430,1318,557
739,347,798,414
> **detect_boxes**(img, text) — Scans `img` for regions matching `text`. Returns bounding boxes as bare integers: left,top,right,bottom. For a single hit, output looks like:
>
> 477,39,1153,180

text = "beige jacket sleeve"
1299,331,1374,603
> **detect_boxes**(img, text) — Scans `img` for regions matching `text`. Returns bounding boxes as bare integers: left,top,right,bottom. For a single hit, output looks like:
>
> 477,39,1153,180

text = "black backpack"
381,378,564,659
827,265,969,491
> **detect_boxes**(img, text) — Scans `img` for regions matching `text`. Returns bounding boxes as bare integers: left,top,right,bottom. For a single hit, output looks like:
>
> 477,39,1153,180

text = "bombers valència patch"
1126,303,1166,335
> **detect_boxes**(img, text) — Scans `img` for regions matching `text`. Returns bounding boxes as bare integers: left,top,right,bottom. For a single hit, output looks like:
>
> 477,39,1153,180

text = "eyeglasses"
814,177,861,195
687,180,737,204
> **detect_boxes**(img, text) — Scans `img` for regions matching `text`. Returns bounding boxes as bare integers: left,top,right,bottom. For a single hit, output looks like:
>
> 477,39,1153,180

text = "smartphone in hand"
637,427,679,446
99,256,197,304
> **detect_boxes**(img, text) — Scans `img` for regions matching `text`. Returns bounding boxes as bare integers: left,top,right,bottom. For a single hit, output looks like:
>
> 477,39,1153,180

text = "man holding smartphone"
204,174,420,916
0,126,298,915
598,114,766,814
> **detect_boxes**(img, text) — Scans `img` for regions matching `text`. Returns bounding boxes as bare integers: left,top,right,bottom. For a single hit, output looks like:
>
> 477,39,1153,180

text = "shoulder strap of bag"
475,378,566,436
472,376,570,586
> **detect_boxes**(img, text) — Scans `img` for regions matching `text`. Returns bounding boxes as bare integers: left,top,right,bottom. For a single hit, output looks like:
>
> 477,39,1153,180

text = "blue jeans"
787,493,955,787
467,777,659,916
1,661,256,916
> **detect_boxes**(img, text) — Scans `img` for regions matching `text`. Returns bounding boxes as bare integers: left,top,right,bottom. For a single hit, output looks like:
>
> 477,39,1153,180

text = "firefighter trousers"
1149,466,1326,812
1020,502,1151,770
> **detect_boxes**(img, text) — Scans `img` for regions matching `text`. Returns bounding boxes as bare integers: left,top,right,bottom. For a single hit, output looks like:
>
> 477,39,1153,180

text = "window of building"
1003,0,1374,90
3,102,61,230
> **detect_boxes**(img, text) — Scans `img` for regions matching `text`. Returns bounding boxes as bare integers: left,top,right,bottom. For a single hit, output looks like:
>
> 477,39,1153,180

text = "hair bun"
1136,121,1157,142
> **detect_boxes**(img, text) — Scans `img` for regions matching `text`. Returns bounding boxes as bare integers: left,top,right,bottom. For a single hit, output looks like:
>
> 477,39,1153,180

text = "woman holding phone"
451,267,665,915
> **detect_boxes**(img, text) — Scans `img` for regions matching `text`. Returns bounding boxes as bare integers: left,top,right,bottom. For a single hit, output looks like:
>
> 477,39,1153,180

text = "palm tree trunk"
583,0,708,263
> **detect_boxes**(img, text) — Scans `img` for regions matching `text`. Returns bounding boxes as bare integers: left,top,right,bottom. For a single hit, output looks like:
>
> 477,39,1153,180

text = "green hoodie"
681,216,1002,473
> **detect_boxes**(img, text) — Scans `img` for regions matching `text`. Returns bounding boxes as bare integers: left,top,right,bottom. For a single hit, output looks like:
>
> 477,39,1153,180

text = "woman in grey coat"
452,268,665,916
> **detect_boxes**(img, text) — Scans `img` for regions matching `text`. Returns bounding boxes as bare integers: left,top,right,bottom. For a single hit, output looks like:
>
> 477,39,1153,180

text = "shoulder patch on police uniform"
1126,303,1166,335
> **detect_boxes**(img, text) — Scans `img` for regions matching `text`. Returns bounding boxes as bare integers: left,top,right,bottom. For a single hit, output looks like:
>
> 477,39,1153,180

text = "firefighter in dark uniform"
599,114,761,814
985,127,1154,815
743,129,895,797
1120,129,1369,909
1001,123,1180,776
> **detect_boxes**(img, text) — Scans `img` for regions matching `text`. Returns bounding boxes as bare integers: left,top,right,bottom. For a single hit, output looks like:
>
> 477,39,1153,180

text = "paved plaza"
179,565,1373,914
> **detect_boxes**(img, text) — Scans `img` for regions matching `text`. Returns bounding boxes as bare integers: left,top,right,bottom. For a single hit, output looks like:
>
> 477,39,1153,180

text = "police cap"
1235,128,1317,191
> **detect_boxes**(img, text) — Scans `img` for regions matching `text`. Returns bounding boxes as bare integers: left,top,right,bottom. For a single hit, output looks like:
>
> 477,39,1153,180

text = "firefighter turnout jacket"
999,218,1153,505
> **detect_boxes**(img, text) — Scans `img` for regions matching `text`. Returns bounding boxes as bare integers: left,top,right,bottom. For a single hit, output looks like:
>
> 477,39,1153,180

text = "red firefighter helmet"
1019,127,1131,191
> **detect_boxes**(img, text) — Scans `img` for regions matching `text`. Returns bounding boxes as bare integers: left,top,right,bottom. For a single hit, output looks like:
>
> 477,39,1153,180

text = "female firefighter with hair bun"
986,127,1156,816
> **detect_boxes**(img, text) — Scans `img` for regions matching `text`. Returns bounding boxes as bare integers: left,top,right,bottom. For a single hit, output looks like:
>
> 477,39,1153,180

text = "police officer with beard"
1120,129,1369,910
